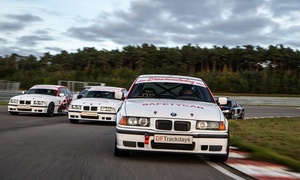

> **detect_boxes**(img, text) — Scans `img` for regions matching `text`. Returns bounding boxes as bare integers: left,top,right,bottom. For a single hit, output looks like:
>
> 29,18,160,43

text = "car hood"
11,94,56,101
72,98,122,107
123,99,222,121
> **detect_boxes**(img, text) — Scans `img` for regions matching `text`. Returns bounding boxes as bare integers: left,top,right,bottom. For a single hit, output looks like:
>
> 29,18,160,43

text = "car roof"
88,86,126,92
30,84,67,89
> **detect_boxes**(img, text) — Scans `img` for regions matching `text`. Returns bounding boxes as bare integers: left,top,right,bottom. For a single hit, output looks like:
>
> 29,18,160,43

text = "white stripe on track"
205,161,247,180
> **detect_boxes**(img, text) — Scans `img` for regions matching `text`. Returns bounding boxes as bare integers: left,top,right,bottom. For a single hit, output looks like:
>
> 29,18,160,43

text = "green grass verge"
0,102,8,106
229,117,300,172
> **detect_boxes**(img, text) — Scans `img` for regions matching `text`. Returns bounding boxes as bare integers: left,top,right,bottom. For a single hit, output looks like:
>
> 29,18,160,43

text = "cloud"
6,14,42,23
0,0,299,57
17,35,53,46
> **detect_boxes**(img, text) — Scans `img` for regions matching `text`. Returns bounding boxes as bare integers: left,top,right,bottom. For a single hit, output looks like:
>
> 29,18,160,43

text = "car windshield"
127,82,215,103
26,88,57,96
84,91,116,99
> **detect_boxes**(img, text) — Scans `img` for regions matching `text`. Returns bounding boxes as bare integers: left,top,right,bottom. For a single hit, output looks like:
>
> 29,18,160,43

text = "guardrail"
0,91,22,103
227,96,300,107
1,91,299,106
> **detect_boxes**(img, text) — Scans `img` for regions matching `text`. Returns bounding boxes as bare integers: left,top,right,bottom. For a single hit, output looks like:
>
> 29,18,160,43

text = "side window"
65,88,72,98
59,88,66,95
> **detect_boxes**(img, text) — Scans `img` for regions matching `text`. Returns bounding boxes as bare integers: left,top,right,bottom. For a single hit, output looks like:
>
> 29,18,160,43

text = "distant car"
8,84,73,117
68,86,128,123
115,74,229,162
216,97,245,119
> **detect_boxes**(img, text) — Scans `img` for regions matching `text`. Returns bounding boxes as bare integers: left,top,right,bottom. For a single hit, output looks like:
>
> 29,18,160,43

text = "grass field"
229,117,300,172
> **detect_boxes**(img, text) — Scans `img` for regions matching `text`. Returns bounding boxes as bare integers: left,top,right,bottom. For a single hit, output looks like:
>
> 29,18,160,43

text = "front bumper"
68,110,117,122
8,104,48,114
116,128,229,155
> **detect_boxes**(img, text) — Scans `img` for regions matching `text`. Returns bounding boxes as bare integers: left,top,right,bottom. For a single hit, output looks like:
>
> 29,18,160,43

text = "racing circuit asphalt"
0,105,299,180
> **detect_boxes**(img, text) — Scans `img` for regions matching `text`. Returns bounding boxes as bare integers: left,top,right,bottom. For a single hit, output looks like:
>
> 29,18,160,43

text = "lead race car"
8,84,73,117
68,86,128,123
115,74,230,162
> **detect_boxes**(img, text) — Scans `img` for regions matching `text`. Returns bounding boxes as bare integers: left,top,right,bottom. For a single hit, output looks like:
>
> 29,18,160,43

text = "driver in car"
181,85,196,96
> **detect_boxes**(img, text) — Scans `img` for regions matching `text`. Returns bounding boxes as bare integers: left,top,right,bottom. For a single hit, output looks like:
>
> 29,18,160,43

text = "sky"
0,0,299,57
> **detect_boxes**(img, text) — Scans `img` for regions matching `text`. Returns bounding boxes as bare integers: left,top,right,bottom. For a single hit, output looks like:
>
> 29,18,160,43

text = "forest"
0,43,299,94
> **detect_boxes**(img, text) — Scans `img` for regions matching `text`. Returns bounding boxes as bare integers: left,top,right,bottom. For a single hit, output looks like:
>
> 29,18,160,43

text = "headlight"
222,110,229,113
10,99,19,103
196,121,225,130
33,101,46,105
120,116,150,127
100,106,115,112
71,105,82,109
127,117,138,125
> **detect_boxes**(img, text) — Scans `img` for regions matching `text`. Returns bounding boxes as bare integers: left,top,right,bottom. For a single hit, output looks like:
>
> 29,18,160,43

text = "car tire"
238,110,245,119
46,102,55,117
209,131,230,162
70,119,79,123
114,138,130,157
9,112,19,115
229,112,234,119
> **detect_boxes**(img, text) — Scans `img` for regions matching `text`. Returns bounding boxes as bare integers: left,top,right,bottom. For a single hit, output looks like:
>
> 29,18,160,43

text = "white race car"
8,84,73,117
115,74,230,162
68,86,128,123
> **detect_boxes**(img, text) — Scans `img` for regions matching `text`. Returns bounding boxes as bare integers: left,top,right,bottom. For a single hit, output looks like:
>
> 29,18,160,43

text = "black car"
216,97,245,119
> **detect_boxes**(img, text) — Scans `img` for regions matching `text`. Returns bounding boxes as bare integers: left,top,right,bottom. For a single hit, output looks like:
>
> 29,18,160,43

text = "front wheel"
9,112,19,115
69,119,79,123
229,112,234,119
209,153,229,162
114,138,130,157
238,111,245,119
209,131,230,162
46,102,55,117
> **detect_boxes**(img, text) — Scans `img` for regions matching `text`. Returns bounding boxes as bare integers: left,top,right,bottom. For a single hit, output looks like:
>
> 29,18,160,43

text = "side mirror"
114,91,123,100
218,97,228,105
77,94,83,99
59,93,65,97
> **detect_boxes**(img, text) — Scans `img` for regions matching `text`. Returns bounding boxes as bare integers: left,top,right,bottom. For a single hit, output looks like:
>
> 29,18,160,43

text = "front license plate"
81,112,98,116
154,134,193,144
17,105,31,109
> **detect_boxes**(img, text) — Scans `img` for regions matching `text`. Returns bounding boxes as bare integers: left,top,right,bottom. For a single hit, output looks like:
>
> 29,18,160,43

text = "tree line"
0,43,299,94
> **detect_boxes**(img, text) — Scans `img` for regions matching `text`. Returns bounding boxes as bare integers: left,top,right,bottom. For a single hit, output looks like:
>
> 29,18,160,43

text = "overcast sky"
1,0,299,57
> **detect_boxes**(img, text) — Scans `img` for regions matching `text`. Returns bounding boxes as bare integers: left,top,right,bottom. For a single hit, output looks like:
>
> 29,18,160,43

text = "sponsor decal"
142,102,204,109
81,112,98,116
154,135,193,144
136,77,205,87
32,86,58,90
90,88,119,92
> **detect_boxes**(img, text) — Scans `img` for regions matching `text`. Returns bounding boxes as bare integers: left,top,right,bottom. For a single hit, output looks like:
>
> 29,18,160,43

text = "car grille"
83,106,98,111
19,100,31,105
151,141,195,150
156,120,191,131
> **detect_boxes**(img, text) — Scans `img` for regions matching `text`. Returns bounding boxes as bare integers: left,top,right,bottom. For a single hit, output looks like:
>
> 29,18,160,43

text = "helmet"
181,85,195,96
